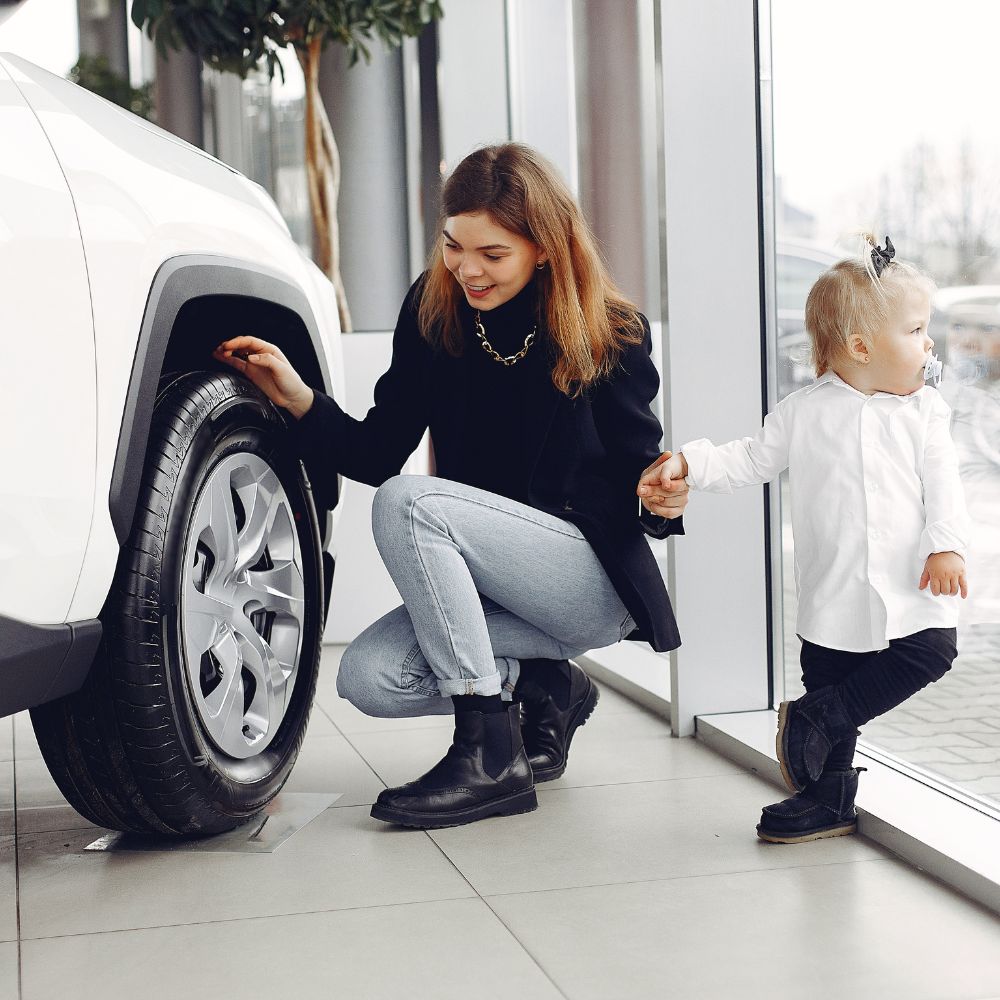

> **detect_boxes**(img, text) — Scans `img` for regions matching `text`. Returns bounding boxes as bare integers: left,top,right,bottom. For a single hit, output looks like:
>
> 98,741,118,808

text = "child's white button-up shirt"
682,371,969,652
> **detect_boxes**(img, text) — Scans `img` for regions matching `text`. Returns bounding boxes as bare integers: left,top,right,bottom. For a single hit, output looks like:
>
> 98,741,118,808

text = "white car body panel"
0,60,97,623
0,54,344,625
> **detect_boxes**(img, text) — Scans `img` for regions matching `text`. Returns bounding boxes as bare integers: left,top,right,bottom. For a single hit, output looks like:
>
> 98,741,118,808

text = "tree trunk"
298,36,352,332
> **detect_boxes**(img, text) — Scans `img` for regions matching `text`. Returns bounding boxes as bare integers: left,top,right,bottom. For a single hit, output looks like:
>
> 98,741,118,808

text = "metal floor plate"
85,792,341,855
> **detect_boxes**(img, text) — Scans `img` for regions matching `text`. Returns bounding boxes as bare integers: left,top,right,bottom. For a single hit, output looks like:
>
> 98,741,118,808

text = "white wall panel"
324,333,430,643
660,0,771,733
506,0,578,193
436,0,510,171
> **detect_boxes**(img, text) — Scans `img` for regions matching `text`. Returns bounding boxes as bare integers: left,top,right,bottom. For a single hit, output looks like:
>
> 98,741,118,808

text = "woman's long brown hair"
417,143,644,396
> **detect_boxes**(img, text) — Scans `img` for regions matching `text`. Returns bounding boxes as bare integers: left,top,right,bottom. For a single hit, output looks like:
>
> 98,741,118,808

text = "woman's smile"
463,281,497,300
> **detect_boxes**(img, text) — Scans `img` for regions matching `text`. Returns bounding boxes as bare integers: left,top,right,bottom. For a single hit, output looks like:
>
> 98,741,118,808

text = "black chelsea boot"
370,701,536,828
517,658,599,782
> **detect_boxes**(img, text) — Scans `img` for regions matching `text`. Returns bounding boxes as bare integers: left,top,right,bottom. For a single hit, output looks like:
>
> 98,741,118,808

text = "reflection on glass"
772,0,1000,811
202,52,312,257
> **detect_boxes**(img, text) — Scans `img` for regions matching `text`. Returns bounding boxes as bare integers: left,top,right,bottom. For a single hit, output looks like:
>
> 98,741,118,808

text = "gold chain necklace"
474,311,537,367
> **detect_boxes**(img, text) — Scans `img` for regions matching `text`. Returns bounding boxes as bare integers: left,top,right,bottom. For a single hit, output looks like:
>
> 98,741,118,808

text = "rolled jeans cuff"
436,672,505,698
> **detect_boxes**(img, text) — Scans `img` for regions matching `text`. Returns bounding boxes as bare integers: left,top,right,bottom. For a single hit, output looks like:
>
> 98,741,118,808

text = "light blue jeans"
336,476,635,718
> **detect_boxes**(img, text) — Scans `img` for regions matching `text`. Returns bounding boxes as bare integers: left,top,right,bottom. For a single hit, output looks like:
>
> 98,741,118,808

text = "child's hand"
919,551,968,598
637,451,689,519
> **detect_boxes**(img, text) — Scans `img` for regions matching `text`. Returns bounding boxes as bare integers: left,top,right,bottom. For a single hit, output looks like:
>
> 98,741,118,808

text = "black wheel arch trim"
110,254,336,546
0,614,102,717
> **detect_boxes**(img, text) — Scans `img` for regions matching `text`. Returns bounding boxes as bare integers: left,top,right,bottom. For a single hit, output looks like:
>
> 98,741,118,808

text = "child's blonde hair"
805,233,936,376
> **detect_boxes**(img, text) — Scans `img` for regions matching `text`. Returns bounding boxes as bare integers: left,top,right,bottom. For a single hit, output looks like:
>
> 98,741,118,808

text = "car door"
0,57,97,624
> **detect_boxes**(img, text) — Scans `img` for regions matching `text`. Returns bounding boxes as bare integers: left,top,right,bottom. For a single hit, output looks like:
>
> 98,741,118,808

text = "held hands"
213,337,314,419
636,451,689,519
919,551,968,598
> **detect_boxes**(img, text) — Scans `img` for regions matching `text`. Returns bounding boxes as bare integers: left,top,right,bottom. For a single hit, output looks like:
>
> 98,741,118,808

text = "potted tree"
132,0,444,330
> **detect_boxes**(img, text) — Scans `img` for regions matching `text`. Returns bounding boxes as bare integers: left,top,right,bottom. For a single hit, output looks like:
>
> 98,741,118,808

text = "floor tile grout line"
474,854,901,901
15,893,486,945
312,696,436,748
531,772,757,797
316,674,584,996
317,700,751,795
478,894,573,1000
310,703,390,792
421,831,572,1000
533,769,752,794
312,676,850,971
312,697,455,738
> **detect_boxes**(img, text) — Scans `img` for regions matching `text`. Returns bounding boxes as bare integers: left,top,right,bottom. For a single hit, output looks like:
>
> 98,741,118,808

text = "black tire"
31,372,324,835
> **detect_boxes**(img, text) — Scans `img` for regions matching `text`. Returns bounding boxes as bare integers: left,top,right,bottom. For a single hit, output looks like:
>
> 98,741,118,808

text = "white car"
774,240,842,399
0,54,346,835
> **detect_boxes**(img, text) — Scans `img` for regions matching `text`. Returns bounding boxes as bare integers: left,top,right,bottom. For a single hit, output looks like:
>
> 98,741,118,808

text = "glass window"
202,50,312,255
770,0,1000,814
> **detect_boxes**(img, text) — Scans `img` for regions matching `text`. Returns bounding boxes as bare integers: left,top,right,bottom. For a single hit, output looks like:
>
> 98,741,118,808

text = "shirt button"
867,481,879,493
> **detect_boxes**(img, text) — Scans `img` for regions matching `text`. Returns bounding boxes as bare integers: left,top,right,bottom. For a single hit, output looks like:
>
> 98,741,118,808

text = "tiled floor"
3,645,1000,1000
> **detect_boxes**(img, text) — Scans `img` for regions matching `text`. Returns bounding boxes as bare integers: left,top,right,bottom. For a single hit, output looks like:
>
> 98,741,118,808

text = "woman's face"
443,212,545,311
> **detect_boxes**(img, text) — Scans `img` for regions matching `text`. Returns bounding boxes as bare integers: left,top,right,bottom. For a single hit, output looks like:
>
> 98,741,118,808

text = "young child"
641,235,970,843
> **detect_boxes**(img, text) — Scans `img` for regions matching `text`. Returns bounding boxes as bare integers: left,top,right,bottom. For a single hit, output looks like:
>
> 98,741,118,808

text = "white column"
506,0,578,193
319,43,411,331
436,0,510,172
659,0,771,734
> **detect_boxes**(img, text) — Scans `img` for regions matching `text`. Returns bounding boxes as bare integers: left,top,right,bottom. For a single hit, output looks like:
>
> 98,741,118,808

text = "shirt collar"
805,370,843,393
805,369,927,404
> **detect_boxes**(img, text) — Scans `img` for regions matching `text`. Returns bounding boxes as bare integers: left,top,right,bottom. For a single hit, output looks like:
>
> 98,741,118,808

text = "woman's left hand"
637,452,689,519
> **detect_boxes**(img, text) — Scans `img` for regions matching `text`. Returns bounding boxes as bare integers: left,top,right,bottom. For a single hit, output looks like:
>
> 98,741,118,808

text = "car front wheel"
31,371,324,835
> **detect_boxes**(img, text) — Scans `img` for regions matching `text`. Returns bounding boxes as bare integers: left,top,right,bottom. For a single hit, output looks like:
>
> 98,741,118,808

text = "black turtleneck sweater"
454,278,547,505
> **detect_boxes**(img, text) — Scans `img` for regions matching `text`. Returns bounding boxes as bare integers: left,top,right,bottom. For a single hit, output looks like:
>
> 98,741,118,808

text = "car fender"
66,253,343,622
0,55,345,623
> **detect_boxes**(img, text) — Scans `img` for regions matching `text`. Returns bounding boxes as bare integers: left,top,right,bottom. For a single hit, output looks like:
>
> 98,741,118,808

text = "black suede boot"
757,767,865,844
517,659,599,782
777,685,857,791
370,701,536,828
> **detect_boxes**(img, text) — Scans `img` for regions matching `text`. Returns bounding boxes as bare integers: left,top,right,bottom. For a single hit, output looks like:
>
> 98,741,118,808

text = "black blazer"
295,279,683,652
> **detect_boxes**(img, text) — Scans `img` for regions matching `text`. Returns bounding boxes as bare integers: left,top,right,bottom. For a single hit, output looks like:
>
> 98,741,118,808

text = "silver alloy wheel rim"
180,453,305,759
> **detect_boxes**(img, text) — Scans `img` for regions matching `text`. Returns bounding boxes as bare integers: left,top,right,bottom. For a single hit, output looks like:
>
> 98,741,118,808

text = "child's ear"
846,333,871,365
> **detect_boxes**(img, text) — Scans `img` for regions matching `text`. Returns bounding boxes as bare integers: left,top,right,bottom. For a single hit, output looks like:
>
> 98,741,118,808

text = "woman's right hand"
213,336,315,419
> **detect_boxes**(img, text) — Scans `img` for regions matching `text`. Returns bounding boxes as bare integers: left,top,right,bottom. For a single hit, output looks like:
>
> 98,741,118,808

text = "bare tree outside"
863,140,1000,284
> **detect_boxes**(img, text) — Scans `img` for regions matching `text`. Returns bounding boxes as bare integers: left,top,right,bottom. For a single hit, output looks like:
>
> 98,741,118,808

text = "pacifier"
923,353,943,386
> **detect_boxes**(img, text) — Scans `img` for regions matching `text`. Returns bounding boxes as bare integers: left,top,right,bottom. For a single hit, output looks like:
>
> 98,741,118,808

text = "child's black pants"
798,627,958,769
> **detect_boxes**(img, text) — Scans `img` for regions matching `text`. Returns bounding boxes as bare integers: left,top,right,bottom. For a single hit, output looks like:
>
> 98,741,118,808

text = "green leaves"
68,55,155,119
129,0,443,79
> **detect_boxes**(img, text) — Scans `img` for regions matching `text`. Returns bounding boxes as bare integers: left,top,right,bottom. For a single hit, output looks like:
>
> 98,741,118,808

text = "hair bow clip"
871,235,895,277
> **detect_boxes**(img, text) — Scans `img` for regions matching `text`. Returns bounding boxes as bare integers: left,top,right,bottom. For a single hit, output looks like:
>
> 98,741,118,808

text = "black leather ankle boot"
517,659,599,782
756,767,865,844
370,702,536,828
